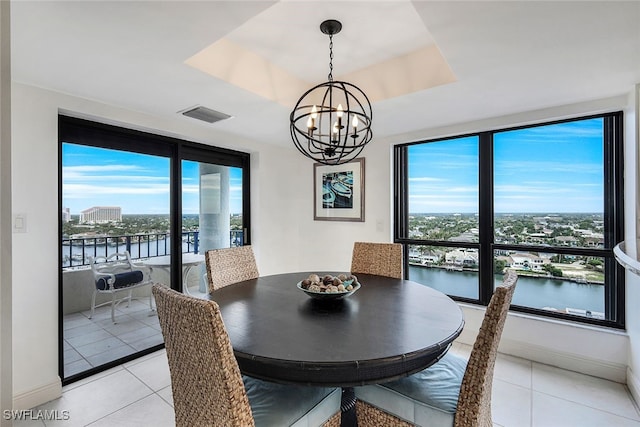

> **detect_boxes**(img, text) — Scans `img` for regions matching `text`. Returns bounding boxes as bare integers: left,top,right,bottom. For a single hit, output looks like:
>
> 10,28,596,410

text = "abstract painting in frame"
314,158,365,222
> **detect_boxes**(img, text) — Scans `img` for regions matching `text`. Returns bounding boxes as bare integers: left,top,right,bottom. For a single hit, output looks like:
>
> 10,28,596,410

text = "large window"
395,113,624,328
59,116,251,383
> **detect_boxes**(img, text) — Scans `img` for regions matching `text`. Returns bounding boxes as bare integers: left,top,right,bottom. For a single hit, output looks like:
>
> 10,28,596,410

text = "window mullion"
603,113,624,324
393,145,410,279
394,145,408,242
478,132,494,305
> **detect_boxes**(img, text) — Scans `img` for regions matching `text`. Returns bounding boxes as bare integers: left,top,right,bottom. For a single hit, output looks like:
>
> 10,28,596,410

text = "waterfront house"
1,2,640,425
509,253,547,272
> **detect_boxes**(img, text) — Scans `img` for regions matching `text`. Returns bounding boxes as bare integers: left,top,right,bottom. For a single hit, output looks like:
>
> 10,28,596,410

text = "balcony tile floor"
62,284,207,378
18,341,640,426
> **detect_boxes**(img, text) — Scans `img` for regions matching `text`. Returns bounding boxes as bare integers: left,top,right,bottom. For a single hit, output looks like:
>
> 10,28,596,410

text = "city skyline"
62,143,244,215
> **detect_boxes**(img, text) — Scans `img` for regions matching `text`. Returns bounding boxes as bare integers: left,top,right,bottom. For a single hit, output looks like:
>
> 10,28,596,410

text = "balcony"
61,231,236,379
62,230,243,268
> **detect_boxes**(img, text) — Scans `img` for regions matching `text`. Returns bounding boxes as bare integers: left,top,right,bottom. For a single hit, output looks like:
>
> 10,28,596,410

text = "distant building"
445,248,478,267
80,206,122,223
555,235,579,245
62,207,71,223
509,253,546,271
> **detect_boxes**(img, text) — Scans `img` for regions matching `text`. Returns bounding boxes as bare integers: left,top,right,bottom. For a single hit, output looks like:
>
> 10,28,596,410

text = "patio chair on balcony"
88,251,154,323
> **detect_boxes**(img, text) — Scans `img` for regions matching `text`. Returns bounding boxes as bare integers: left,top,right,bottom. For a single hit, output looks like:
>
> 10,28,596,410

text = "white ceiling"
10,1,640,149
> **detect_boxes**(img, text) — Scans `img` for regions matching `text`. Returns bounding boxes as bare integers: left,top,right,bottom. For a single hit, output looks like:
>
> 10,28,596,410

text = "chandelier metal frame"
289,19,373,165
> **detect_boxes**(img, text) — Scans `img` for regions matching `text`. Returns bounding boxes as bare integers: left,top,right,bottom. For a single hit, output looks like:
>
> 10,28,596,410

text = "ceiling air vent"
180,106,231,124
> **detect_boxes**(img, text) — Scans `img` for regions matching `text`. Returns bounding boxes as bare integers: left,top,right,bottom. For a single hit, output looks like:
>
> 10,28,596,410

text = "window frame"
394,112,625,329
58,115,252,383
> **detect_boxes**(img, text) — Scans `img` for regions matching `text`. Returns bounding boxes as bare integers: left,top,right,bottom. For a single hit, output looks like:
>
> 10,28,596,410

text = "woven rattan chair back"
454,269,517,427
350,242,403,279
205,246,259,293
152,284,255,427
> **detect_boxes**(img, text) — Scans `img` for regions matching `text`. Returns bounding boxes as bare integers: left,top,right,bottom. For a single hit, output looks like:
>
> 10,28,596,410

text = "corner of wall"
628,366,640,408
626,83,640,407
12,378,61,411
0,0,12,422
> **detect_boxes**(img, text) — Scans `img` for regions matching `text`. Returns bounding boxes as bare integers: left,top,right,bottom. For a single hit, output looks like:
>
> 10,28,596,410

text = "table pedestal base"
341,387,358,427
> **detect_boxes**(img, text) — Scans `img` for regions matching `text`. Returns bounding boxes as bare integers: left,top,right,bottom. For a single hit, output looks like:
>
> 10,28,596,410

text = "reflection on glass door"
182,160,243,296
61,143,170,380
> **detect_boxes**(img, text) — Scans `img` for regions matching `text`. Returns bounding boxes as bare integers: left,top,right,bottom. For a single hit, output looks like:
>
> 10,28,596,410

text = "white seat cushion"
243,376,341,426
354,352,466,426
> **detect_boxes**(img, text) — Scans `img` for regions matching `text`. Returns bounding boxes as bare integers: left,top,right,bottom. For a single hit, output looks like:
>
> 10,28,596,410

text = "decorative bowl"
297,280,361,300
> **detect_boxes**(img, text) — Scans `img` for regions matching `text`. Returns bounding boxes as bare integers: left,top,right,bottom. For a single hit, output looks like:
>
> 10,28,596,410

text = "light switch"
13,213,27,233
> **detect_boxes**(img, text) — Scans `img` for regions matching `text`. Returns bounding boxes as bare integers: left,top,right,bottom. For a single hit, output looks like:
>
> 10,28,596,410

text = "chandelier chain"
328,34,334,82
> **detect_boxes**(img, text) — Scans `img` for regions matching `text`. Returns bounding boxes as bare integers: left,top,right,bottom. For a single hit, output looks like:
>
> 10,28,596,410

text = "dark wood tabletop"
208,271,464,387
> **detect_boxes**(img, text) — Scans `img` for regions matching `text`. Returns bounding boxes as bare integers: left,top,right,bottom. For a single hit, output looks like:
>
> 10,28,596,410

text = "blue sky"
62,144,243,215
408,118,604,214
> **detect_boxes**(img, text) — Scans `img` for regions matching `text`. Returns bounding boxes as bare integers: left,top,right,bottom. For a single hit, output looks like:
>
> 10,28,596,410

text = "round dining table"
208,271,464,426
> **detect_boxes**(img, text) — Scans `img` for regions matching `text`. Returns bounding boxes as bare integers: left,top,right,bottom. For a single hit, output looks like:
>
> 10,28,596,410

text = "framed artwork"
314,158,365,222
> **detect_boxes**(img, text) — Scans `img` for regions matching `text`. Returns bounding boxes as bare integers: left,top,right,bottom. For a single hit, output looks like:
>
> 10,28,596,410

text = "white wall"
0,1,12,425
12,83,61,409
292,139,394,273
10,81,637,408
624,85,640,402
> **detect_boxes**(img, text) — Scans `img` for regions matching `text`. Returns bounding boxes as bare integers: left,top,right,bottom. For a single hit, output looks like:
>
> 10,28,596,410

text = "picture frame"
314,158,365,222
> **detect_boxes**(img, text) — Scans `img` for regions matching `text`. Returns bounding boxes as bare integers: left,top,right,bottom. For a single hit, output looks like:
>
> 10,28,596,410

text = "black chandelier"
289,19,373,165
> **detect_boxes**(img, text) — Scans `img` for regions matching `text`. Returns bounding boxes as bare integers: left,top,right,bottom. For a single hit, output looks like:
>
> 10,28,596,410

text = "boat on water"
543,306,605,320
331,180,352,198
337,173,353,187
322,186,336,208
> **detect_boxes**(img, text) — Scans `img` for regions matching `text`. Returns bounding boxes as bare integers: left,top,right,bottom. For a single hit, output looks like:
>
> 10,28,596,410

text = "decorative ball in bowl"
297,273,360,300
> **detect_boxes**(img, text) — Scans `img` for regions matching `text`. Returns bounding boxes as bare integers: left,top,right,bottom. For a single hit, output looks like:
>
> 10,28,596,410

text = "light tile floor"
63,300,163,378
63,284,207,378
16,342,640,426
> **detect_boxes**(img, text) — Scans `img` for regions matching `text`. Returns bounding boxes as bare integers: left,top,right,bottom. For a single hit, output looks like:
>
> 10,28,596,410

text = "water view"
409,265,604,317
405,211,608,319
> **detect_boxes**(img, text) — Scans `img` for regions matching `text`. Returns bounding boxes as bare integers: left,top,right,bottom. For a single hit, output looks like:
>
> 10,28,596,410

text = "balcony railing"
62,230,243,268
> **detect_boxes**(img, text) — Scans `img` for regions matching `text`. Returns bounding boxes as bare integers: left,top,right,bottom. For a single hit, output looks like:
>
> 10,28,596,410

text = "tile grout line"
531,388,640,424
626,383,640,418
529,360,533,427
83,382,158,427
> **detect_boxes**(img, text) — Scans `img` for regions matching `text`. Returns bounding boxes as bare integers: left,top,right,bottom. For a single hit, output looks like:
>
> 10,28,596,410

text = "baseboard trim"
13,378,61,410
627,367,640,407
456,333,626,383
499,338,627,383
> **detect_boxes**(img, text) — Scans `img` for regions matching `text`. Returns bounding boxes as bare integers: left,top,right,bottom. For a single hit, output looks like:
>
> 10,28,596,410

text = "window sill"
457,301,628,336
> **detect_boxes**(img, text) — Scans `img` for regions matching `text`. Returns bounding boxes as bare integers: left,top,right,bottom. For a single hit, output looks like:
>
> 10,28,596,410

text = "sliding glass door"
61,143,170,379
59,116,250,383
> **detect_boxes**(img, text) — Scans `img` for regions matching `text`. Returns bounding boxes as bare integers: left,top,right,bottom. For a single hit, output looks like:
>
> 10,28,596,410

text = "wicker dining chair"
350,241,403,279
205,245,259,293
152,284,341,427
354,269,518,427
